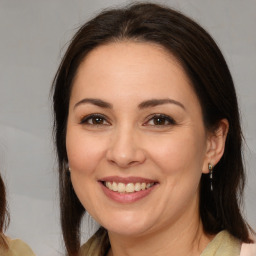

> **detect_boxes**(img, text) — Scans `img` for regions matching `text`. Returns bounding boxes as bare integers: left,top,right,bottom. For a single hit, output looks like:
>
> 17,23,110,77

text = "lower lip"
99,182,157,203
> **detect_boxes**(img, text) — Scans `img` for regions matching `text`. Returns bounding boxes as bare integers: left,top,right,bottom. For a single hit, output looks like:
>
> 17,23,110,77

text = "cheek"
147,132,206,214
148,131,206,176
66,128,106,176
66,128,107,216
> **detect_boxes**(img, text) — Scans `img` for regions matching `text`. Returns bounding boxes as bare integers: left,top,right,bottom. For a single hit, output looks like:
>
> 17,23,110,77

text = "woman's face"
66,42,212,237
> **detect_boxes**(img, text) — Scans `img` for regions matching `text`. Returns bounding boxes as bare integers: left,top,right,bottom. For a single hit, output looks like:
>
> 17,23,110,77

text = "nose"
106,127,146,168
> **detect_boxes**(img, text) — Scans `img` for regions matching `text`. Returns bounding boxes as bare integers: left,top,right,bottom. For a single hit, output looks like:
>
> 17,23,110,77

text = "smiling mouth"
103,181,157,193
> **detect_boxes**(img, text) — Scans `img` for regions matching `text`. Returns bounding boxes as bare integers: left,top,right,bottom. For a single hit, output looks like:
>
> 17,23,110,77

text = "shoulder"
7,239,35,256
240,242,256,256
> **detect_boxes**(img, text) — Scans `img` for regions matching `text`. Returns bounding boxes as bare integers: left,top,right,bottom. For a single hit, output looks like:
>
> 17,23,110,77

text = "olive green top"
0,238,35,256
80,229,241,256
201,230,241,256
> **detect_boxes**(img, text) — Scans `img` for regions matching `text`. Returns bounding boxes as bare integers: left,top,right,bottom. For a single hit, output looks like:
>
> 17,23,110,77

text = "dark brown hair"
52,3,252,255
0,174,9,248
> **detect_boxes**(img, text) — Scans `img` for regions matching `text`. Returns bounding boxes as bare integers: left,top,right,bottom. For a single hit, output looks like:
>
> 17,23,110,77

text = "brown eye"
80,114,109,126
91,116,104,125
153,117,168,125
145,114,176,126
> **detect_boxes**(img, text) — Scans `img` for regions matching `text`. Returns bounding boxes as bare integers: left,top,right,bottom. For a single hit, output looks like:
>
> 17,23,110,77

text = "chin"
107,225,150,237
99,212,154,237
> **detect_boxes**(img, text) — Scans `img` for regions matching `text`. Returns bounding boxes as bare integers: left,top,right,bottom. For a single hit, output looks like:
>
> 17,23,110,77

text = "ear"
202,119,229,174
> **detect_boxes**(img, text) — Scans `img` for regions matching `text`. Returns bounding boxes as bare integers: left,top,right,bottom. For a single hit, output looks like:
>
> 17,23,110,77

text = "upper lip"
99,176,158,184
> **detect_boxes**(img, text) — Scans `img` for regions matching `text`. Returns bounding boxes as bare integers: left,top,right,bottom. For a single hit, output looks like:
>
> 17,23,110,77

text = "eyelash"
80,114,110,126
79,113,176,127
144,114,176,127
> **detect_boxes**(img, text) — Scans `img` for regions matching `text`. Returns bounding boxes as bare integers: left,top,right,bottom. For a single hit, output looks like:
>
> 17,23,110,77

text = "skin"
66,42,228,256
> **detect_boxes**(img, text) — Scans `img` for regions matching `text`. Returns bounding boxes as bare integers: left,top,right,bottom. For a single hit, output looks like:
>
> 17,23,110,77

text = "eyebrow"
73,98,185,110
138,98,185,110
73,98,113,109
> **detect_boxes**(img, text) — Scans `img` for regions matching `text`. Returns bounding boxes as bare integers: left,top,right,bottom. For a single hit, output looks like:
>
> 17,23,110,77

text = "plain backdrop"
0,1,255,255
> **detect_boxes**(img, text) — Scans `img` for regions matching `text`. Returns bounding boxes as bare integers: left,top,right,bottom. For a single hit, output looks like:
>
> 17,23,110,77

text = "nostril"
108,159,117,164
128,160,140,166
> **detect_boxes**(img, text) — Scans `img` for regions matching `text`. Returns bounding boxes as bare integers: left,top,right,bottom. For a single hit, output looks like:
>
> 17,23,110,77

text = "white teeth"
106,182,112,189
112,182,118,191
125,183,135,193
117,183,126,193
134,183,141,191
104,181,154,193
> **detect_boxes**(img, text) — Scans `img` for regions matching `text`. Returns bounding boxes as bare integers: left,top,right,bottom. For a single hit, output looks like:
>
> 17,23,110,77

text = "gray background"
0,0,255,255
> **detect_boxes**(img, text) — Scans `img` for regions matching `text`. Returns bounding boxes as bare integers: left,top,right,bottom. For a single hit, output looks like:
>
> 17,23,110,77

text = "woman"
52,3,256,256
0,174,35,255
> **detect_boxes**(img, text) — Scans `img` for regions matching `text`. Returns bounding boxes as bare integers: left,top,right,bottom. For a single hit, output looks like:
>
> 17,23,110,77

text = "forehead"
75,41,184,82
71,41,200,109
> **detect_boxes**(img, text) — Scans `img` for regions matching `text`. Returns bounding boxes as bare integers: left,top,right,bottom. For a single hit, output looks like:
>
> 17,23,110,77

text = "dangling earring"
208,163,213,191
